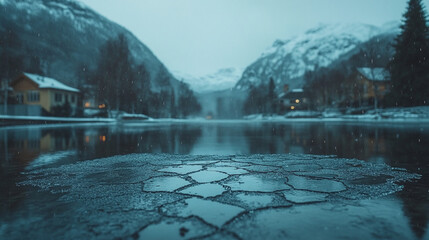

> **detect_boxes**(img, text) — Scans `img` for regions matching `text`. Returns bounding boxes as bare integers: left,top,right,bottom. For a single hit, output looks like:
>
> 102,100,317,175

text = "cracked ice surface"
137,218,215,240
11,154,420,239
180,183,226,198
223,174,291,192
189,170,229,183
143,176,191,192
161,197,245,227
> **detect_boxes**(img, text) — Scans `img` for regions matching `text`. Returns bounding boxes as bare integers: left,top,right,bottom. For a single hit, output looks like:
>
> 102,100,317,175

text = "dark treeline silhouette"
86,34,201,118
243,78,278,115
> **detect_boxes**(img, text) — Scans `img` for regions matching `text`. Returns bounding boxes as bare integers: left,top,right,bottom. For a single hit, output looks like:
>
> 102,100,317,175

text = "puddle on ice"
189,170,229,183
172,197,245,227
137,218,214,240
224,175,291,192
206,166,249,175
158,165,203,174
236,193,274,208
287,175,346,193
227,199,415,240
179,183,226,198
143,176,190,192
283,190,328,203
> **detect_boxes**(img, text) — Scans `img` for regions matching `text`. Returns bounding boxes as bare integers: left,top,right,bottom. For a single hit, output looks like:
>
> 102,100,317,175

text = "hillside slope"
0,0,175,90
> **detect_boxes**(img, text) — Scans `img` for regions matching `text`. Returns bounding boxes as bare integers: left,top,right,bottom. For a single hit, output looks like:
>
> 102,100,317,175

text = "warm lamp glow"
84,102,90,108
295,99,300,103
291,106,295,110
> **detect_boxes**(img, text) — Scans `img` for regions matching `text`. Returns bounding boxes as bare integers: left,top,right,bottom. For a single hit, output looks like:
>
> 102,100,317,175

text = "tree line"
1,29,201,118
243,78,278,115
79,34,201,118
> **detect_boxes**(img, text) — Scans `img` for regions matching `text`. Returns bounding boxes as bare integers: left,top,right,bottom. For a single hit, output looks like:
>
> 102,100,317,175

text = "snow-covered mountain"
174,68,244,93
235,22,399,91
0,0,176,90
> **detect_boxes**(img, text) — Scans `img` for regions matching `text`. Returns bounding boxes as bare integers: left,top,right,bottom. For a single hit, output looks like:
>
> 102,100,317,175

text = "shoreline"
2,115,429,128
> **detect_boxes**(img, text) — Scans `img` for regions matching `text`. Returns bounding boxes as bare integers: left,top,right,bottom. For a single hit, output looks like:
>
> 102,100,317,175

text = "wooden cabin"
355,67,391,104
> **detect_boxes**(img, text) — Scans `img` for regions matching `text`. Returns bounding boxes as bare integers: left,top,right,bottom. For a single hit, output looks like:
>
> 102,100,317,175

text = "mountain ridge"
173,67,244,93
235,22,400,91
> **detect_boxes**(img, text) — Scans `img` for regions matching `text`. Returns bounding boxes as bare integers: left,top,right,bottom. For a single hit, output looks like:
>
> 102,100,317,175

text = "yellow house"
10,73,80,115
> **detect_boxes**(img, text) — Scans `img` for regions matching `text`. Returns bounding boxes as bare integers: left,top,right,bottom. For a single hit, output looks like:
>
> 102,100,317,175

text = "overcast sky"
80,0,428,76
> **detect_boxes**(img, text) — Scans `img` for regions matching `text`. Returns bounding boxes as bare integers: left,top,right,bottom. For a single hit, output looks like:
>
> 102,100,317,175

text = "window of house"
16,93,24,104
27,91,40,102
55,93,63,102
71,95,76,103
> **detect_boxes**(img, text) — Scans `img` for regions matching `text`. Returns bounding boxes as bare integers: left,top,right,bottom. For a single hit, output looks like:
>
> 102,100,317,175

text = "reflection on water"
1,121,429,238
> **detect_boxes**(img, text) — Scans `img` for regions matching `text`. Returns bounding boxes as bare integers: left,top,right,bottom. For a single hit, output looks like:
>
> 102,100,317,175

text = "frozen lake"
1,121,429,239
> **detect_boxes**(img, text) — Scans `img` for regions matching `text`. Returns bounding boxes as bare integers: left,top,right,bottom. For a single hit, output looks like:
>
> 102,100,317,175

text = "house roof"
279,88,306,99
23,73,80,93
291,88,304,93
356,68,390,82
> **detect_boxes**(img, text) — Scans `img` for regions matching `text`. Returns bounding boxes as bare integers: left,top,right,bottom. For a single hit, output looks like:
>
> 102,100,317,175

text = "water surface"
1,121,428,238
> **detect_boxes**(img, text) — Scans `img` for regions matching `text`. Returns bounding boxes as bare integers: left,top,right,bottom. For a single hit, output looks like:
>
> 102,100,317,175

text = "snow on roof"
291,88,304,93
356,68,390,82
23,73,80,93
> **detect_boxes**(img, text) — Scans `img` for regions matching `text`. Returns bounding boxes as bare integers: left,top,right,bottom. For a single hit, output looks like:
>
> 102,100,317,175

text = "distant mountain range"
234,22,400,91
173,68,244,93
0,0,178,90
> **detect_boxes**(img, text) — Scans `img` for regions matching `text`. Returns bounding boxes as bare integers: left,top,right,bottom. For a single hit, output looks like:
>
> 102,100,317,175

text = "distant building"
355,67,391,105
10,73,80,115
279,86,309,111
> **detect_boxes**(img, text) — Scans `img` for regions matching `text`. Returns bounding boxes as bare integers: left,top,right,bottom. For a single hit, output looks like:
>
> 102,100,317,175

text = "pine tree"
388,0,429,106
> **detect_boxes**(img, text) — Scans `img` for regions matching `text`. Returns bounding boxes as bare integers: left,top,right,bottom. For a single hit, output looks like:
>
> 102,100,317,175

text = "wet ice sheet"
189,170,229,183
287,175,346,193
13,154,420,239
162,197,245,227
179,183,226,198
159,165,203,174
143,176,190,192
206,166,249,175
137,218,215,240
283,190,328,203
224,175,291,192
227,199,416,240
236,193,275,208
